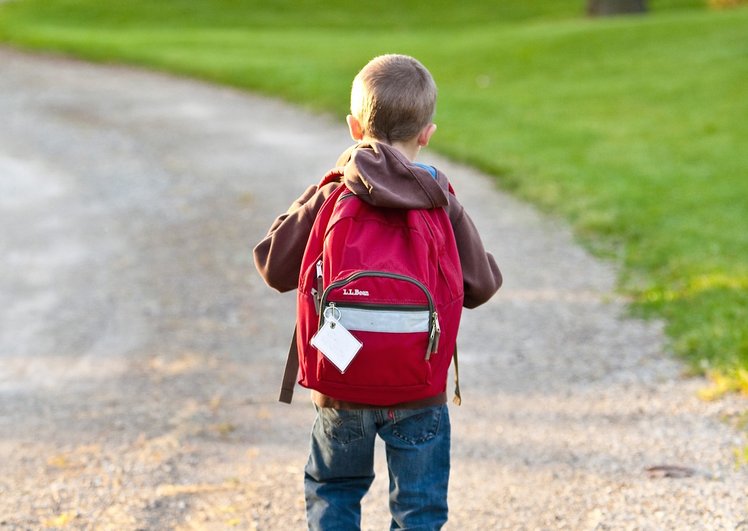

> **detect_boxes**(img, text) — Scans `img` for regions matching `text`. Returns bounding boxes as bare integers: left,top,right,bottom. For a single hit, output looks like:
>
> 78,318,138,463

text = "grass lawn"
1,0,746,394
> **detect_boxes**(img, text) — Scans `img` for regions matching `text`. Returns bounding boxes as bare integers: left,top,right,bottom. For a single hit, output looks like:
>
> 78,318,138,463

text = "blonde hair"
350,54,437,143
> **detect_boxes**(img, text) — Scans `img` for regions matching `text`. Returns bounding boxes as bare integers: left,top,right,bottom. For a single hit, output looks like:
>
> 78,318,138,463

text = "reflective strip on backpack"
337,306,430,334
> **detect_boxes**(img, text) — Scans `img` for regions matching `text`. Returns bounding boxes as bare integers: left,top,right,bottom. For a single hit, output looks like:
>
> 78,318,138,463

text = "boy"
254,54,501,530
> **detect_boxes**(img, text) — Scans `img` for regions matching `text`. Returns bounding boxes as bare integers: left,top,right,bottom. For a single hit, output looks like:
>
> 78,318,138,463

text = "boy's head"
348,54,437,146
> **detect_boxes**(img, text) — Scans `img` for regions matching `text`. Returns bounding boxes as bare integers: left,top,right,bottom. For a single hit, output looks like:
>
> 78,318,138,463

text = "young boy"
254,54,501,530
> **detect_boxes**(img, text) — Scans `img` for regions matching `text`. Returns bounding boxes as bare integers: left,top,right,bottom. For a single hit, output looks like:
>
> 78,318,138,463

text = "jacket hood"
335,142,450,209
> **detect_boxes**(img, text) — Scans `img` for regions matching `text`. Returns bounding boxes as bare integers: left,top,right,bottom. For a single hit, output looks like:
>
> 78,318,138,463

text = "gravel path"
0,48,745,530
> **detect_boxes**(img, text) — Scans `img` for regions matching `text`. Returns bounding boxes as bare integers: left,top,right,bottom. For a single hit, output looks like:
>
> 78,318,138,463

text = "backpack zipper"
321,271,435,313
313,259,324,314
319,271,440,359
333,302,429,312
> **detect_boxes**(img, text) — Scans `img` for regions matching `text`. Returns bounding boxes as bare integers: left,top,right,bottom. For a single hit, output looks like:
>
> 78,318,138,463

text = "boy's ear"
417,123,437,147
346,115,364,141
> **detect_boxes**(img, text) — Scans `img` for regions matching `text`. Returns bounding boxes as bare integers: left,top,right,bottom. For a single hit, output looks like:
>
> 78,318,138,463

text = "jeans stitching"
320,408,365,444
391,406,443,445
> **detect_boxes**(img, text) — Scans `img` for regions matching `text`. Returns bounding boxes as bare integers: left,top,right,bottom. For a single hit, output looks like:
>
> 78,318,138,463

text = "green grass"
1,0,746,391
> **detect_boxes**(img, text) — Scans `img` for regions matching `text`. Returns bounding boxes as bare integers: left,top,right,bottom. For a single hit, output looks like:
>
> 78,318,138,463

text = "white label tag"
310,318,363,374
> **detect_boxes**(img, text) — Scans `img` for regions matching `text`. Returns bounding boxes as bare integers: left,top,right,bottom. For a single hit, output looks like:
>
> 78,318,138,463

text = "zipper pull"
323,302,340,328
426,312,440,360
313,260,324,314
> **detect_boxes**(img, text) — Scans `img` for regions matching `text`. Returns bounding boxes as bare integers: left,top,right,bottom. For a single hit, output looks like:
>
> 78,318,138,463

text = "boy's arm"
253,183,335,292
447,196,502,308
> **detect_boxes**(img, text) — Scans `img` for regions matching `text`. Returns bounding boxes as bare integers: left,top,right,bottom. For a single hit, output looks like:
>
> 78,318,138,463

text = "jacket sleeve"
447,195,502,309
253,184,332,293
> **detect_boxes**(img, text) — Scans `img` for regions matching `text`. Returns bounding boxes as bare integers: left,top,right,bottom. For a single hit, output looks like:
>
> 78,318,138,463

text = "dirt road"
0,48,745,530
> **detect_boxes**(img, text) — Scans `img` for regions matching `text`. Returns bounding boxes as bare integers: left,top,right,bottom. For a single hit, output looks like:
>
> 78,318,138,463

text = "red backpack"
279,170,464,405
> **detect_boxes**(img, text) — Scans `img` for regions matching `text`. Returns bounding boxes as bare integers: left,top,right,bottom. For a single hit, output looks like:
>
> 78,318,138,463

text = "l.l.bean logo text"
342,288,370,297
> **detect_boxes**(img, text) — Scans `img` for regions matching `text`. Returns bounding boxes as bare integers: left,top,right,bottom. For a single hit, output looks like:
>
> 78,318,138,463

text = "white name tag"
310,312,363,374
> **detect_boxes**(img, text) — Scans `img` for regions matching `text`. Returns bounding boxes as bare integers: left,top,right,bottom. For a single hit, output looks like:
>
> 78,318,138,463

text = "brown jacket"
253,142,502,408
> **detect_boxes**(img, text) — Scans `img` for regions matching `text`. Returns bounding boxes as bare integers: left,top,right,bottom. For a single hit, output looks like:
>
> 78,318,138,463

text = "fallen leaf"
47,455,71,469
213,422,237,437
645,465,700,479
43,512,77,528
156,481,237,496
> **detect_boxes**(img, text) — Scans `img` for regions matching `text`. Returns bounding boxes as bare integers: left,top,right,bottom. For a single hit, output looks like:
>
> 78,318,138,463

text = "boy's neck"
390,140,421,162
364,136,421,162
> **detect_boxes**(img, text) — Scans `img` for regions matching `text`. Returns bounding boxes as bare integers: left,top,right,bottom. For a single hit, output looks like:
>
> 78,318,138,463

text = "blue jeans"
304,404,450,531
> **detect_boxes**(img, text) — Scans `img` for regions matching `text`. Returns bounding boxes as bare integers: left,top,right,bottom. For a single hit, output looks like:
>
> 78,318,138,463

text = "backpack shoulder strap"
279,324,299,404
278,173,347,404
452,346,461,405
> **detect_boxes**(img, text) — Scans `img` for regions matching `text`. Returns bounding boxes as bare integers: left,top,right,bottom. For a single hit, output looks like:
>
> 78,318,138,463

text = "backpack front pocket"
314,271,437,393
316,321,433,391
